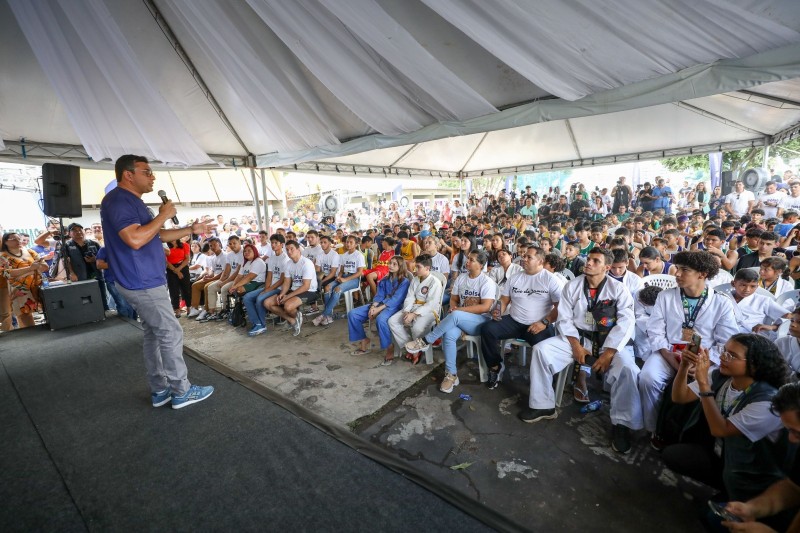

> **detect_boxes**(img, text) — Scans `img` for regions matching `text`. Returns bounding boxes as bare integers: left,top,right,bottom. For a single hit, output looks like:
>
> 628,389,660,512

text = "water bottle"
580,400,602,414
41,272,50,288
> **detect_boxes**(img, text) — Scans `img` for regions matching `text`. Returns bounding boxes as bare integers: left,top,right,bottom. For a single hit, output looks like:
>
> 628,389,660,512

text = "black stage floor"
0,319,514,532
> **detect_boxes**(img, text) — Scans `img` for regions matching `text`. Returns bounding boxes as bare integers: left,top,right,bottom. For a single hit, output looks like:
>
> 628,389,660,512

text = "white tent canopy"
1,0,800,176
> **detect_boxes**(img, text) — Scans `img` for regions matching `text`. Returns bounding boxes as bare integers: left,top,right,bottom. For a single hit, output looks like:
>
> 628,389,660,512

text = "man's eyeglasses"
720,350,747,362
130,168,155,177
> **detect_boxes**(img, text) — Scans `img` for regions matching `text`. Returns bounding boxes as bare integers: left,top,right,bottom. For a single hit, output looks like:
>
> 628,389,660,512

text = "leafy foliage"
660,138,800,177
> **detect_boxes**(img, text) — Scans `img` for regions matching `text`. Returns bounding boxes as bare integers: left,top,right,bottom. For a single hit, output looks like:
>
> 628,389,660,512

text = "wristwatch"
698,391,715,398
541,318,550,327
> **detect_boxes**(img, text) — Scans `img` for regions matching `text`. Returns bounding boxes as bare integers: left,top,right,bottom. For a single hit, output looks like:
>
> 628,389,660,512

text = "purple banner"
709,152,722,189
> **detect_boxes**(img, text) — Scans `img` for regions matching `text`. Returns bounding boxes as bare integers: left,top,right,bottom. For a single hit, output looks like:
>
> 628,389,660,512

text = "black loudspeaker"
41,280,104,330
720,171,735,196
42,163,82,218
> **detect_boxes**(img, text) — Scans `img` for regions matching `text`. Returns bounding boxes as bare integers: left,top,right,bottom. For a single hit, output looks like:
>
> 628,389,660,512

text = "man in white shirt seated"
479,246,563,389
518,248,643,454
638,250,740,447
257,230,273,261
302,229,324,266
405,250,495,394
725,180,756,218
265,240,318,337
243,234,289,336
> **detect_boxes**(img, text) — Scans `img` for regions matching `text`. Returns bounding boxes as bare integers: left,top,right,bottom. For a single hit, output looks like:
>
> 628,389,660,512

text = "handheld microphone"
157,190,180,225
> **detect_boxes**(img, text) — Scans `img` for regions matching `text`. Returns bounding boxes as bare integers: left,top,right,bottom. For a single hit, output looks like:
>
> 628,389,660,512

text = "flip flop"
380,358,394,366
351,348,372,356
573,386,590,404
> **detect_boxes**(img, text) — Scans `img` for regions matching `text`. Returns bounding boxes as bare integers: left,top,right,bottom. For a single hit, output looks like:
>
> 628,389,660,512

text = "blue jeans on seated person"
105,280,137,319
243,287,280,327
322,278,359,317
348,304,393,349
423,310,489,375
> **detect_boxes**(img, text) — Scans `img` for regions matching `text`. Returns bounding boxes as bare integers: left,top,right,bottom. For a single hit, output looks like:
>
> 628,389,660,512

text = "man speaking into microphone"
101,154,215,410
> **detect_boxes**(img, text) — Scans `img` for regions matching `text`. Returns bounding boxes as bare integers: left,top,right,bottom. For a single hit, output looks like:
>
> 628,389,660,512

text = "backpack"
228,295,246,328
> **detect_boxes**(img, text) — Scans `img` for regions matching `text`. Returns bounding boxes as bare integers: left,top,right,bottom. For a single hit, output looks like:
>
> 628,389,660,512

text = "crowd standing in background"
6,168,800,529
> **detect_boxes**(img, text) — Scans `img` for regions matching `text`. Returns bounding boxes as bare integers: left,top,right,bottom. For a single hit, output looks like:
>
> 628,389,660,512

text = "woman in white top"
590,195,607,221
406,249,496,394
227,244,267,295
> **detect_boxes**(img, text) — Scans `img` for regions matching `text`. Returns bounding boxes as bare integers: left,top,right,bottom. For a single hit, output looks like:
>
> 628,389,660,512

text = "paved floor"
182,312,432,427
183,314,711,531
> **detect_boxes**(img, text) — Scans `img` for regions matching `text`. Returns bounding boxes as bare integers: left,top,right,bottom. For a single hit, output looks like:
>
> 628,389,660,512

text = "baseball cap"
68,223,84,232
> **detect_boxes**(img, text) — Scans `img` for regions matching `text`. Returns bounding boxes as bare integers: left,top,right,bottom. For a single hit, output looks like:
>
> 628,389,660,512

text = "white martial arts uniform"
609,270,644,299
528,275,643,430
639,286,739,432
775,336,800,374
388,274,443,349
724,291,789,334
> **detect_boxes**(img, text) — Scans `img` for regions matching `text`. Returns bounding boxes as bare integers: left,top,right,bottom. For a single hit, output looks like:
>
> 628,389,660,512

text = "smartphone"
687,333,702,355
707,501,742,523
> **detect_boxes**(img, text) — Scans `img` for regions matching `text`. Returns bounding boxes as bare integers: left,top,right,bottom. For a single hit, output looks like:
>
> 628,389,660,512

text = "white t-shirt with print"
267,252,290,285
502,269,563,325
225,250,244,273
318,249,340,276
286,256,318,292
340,250,365,275
208,252,227,276
431,253,451,275
451,273,496,307
241,258,267,283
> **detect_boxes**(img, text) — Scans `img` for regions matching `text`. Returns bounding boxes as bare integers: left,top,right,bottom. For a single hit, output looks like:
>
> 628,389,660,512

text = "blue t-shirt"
100,187,167,290
95,246,115,284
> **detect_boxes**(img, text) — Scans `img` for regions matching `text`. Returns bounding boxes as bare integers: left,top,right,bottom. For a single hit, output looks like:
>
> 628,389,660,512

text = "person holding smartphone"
665,334,789,503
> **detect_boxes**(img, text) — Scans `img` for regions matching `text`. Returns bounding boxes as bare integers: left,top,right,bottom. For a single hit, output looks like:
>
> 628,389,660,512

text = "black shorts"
293,291,318,304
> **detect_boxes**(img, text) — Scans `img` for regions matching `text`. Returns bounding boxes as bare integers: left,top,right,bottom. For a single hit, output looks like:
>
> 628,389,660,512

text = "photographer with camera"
59,223,109,312
611,176,633,214
651,177,675,215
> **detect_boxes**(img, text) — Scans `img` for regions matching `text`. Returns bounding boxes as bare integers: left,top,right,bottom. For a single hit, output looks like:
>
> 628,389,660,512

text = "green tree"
660,138,800,177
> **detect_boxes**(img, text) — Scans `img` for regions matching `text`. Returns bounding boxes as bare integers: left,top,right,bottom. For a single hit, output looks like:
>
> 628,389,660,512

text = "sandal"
573,386,590,404
410,352,423,366
351,348,372,356
380,357,394,366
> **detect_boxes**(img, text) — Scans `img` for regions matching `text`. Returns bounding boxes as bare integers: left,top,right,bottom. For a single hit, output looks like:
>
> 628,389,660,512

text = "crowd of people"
7,167,800,529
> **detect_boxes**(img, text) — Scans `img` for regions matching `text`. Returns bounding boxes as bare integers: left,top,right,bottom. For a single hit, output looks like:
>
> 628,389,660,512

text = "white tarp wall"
1,0,800,174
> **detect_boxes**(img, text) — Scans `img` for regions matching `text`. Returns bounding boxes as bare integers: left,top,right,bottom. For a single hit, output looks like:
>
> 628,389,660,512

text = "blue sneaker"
151,388,172,407
171,384,214,410
248,324,267,337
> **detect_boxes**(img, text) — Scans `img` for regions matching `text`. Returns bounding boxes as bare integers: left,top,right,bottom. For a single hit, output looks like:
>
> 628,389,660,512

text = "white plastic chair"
342,278,365,314
777,289,800,310
641,274,677,289
713,283,775,300
463,334,489,383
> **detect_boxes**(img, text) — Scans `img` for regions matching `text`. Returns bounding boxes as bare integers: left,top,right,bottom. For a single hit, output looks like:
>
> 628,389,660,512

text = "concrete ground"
182,311,432,427
183,313,711,531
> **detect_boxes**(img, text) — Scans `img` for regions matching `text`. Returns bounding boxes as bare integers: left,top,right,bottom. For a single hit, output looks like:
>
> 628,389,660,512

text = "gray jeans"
118,284,190,395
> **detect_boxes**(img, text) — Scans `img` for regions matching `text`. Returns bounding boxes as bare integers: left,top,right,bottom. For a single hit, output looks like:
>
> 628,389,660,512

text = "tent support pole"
763,137,770,169
260,168,269,231
249,167,261,230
